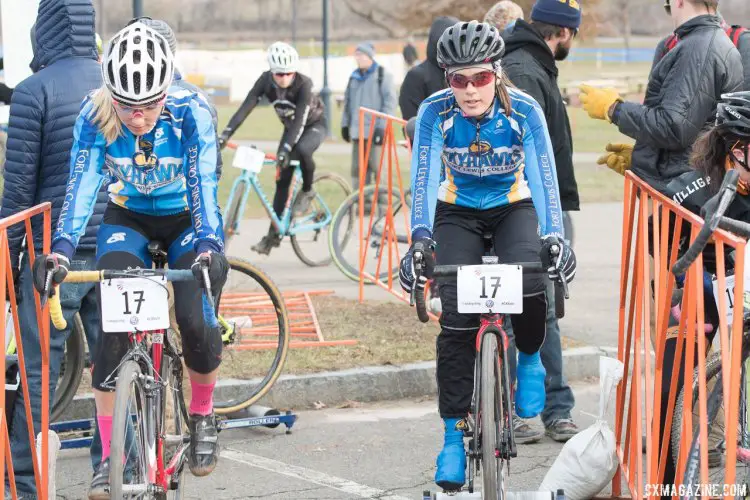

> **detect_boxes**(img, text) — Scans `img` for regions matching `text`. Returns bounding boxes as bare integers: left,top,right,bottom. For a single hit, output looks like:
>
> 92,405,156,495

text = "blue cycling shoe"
435,417,467,490
516,351,546,418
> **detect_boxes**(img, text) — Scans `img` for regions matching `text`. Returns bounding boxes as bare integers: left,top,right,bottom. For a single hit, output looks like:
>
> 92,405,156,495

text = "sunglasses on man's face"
273,72,295,77
446,71,495,90
663,0,671,15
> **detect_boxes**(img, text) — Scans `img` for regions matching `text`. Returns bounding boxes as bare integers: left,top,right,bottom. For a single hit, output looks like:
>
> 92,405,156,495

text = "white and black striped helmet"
102,22,174,106
436,20,505,69
267,42,299,73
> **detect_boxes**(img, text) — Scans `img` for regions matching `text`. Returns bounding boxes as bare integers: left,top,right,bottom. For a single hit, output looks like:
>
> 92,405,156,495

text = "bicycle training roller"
424,490,566,499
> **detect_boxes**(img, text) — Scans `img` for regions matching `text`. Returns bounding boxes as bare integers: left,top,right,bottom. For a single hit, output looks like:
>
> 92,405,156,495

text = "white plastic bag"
539,356,624,500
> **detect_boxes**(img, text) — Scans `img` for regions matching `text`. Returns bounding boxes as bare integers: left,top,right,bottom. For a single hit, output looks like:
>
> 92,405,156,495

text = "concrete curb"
57,346,619,421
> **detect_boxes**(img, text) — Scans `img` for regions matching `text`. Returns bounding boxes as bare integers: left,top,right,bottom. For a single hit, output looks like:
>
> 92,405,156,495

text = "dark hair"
691,127,730,194
530,20,566,40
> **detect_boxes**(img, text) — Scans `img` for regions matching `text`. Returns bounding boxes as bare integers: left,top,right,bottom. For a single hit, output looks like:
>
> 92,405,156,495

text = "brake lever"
549,243,570,299
200,258,215,310
410,251,423,306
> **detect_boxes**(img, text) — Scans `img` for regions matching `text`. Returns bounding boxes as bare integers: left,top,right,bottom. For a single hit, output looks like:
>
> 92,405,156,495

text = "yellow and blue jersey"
410,87,564,239
52,87,223,259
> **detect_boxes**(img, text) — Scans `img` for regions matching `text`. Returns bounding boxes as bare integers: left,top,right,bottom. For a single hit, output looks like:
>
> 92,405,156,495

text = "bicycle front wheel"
480,331,504,500
214,257,290,414
51,313,86,421
110,360,151,500
290,172,351,267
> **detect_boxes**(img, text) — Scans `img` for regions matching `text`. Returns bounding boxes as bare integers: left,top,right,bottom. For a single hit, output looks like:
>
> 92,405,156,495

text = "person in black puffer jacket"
0,0,106,496
398,16,459,120
582,0,743,195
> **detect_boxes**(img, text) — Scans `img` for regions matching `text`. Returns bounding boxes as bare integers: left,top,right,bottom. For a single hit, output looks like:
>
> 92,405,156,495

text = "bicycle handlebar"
223,141,301,167
672,169,740,276
411,259,566,323
46,268,218,330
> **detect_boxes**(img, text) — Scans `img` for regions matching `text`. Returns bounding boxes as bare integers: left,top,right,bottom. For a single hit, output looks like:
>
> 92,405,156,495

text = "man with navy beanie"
499,0,581,445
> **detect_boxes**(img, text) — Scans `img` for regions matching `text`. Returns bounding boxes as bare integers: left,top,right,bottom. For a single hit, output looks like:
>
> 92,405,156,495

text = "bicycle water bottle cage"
147,240,168,268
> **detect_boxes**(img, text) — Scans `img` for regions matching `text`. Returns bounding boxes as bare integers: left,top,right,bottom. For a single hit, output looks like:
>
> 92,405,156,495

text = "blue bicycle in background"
222,142,352,267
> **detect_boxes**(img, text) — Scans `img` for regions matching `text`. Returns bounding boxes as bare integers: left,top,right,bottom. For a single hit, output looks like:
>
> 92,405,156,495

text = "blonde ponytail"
89,86,123,144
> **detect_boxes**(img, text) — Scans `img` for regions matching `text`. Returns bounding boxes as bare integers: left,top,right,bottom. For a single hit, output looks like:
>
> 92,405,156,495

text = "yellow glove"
579,84,623,122
597,143,634,176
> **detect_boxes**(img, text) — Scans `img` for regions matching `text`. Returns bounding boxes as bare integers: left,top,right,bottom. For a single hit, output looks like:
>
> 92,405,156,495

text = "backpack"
662,25,746,58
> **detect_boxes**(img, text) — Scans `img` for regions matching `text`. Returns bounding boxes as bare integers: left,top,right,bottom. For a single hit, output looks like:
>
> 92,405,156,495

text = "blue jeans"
6,251,102,498
507,280,575,427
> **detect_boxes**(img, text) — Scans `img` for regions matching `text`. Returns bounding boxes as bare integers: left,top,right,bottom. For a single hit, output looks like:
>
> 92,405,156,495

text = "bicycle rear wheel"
110,360,151,499
222,180,246,249
328,185,410,283
51,313,86,421
290,172,351,267
480,331,505,499
214,257,290,414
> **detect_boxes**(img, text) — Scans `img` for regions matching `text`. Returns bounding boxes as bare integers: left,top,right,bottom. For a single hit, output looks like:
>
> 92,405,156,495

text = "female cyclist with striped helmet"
32,22,228,498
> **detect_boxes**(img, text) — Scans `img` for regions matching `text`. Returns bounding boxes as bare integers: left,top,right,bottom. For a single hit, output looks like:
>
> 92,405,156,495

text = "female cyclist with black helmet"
398,21,576,490
32,23,228,498
657,92,750,487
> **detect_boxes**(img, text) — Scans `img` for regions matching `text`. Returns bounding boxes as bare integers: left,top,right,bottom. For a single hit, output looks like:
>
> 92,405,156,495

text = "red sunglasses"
446,71,495,90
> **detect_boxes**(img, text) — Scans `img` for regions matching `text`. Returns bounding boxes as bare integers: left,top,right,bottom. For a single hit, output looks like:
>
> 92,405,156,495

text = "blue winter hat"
531,0,582,30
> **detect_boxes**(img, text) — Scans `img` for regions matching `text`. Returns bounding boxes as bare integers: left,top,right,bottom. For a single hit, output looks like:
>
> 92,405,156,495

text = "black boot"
251,227,281,255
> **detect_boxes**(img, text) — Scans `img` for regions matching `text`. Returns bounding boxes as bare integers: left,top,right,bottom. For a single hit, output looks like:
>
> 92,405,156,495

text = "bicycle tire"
213,257,290,414
51,313,86,421
480,331,502,500
328,185,404,283
672,333,750,462
415,285,429,323
110,360,150,500
163,345,189,500
290,172,351,267
671,350,724,466
222,180,246,248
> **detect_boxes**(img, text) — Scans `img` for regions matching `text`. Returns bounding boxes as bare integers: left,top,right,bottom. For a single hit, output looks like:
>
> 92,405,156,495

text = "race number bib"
232,146,265,173
456,264,523,314
712,243,750,324
100,277,169,333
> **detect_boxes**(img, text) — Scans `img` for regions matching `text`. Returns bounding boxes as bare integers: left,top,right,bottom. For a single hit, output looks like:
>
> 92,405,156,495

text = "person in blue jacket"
0,1,106,497
398,21,577,490
32,23,228,499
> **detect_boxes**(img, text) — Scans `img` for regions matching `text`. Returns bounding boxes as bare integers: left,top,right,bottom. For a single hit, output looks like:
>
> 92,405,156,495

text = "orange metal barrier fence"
0,203,52,499
356,107,414,304
615,172,745,498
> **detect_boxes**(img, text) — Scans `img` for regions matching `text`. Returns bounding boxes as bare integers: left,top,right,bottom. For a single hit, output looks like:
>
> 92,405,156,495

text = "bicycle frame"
101,326,186,494
224,160,333,237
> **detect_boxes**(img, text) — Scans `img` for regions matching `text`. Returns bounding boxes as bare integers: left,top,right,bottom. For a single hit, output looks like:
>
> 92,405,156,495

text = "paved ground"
55,382,610,500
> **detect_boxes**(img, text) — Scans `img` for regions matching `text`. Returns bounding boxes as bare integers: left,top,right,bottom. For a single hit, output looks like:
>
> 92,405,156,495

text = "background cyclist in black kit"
219,41,327,255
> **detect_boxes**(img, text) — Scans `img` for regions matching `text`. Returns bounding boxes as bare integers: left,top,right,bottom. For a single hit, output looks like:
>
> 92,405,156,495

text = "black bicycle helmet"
436,20,505,69
716,91,750,139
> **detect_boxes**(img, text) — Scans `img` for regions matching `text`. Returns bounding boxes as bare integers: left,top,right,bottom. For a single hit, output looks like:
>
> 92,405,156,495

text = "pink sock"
98,415,113,461
189,381,216,416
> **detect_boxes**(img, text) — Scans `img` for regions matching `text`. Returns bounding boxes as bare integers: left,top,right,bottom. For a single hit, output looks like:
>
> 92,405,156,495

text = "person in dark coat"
581,0,742,194
0,0,106,496
500,0,582,446
398,16,458,120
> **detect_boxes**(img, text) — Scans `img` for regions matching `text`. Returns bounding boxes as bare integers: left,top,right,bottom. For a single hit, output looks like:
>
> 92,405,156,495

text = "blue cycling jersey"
52,87,223,260
410,87,564,239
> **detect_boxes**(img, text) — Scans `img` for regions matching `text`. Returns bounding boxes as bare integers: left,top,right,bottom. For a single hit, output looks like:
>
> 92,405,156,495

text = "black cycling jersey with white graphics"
224,71,325,154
